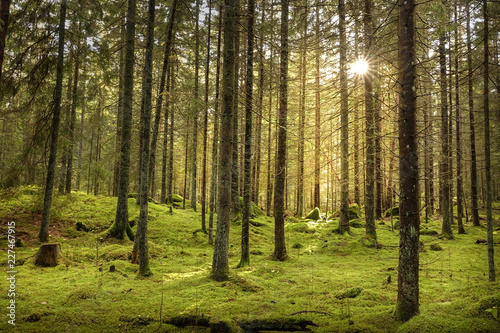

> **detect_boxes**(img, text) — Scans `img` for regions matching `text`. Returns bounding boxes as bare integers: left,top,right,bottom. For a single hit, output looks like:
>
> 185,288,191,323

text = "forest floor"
0,186,499,332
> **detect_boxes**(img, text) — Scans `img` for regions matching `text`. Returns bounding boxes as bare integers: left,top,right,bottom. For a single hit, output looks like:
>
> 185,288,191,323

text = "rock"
306,207,321,220
384,206,399,218
335,287,362,299
348,203,361,220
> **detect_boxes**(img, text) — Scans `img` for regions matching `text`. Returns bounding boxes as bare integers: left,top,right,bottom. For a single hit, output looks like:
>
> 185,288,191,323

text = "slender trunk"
160,67,171,204
110,0,136,240
231,0,241,219
353,18,361,207
201,0,213,233
167,63,176,203
273,0,289,261
39,0,67,243
297,0,307,217
394,0,419,321
467,2,480,227
191,0,201,211
266,10,274,217
212,0,235,281
454,5,464,234
209,9,223,245
364,0,376,238
483,0,495,282
439,35,453,238
339,0,350,233
313,2,320,210
66,37,80,194
239,0,255,268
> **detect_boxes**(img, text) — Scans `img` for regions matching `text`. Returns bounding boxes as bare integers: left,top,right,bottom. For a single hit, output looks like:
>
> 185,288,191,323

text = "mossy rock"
429,243,443,251
467,293,500,318
305,207,321,220
292,242,304,249
420,229,439,235
238,197,265,217
335,287,362,299
170,194,183,202
249,219,265,227
384,206,399,218
285,216,300,223
287,222,315,234
350,219,365,228
348,203,361,220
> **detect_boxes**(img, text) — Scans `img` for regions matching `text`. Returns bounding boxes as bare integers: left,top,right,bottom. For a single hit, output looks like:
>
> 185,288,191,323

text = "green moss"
305,207,321,220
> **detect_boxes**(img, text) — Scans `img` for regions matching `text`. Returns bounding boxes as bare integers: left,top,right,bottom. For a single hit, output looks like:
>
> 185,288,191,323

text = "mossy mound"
384,206,399,217
285,216,300,223
238,197,265,217
335,287,362,299
286,222,315,234
305,207,321,220
467,293,500,319
350,218,365,228
348,203,361,220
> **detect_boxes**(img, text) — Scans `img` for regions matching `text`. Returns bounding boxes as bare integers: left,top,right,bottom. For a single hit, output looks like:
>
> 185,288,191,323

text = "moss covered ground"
0,186,499,332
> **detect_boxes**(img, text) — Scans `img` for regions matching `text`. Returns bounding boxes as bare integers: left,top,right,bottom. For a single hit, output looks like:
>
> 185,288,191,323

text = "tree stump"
35,243,61,267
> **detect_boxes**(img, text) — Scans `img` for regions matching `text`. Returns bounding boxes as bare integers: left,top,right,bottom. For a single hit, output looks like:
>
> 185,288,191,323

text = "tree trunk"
231,0,241,220
209,10,223,245
273,0,289,261
483,0,495,282
364,0,376,239
39,0,67,243
35,243,61,267
131,0,155,277
466,2,480,227
439,35,453,239
212,0,235,282
239,0,255,268
454,5,464,234
313,2,321,210
167,63,176,204
201,0,213,233
338,0,350,234
191,0,201,212
394,0,419,321
109,0,136,240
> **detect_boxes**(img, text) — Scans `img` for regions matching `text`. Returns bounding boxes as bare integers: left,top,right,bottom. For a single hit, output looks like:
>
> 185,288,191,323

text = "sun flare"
351,59,369,75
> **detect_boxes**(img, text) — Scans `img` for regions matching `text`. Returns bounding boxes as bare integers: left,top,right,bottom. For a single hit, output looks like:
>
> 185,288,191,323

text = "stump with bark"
35,243,61,267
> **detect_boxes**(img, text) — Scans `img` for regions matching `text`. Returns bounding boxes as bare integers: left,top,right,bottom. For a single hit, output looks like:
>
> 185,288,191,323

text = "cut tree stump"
35,243,61,267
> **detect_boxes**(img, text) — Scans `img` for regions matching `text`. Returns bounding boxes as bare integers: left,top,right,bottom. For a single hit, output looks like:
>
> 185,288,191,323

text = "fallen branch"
239,318,318,332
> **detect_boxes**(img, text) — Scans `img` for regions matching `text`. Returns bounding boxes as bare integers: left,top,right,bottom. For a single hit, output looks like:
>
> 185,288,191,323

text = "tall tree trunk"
66,32,81,195
113,16,126,197
338,0,350,234
131,0,155,277
454,5,465,234
353,17,361,208
209,9,223,245
266,8,274,217
0,0,11,79
231,0,241,219
39,0,67,243
439,35,453,239
466,1,480,227
273,0,289,261
191,0,201,211
238,0,255,268
364,0,376,239
297,0,307,217
483,0,495,282
167,63,176,204
201,0,213,233
160,66,171,204
109,0,136,240
394,0,419,321
212,0,236,282
313,1,321,210
76,63,86,191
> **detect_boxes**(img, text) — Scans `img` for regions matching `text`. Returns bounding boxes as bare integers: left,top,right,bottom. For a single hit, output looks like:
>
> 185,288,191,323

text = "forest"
0,0,499,331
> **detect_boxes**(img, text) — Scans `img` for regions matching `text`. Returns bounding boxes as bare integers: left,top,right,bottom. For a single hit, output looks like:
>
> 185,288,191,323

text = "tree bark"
35,243,61,267
231,0,241,220
109,0,136,240
212,0,235,281
394,0,419,321
39,0,67,243
191,0,201,212
0,0,11,79
313,1,321,210
273,0,289,261
483,0,495,282
338,0,350,234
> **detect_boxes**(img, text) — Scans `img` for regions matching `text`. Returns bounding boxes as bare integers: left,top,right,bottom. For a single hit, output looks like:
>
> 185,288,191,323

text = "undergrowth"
0,186,499,332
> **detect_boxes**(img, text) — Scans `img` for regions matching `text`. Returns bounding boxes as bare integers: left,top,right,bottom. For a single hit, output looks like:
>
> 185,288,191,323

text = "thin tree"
201,0,213,233
231,0,241,220
212,0,235,281
313,1,320,210
238,0,255,268
191,0,201,212
338,0,350,234
38,0,67,243
439,34,453,239
109,0,136,240
273,0,289,261
131,0,155,277
0,0,11,79
364,0,376,239
394,0,419,321
466,1,480,227
483,0,495,282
